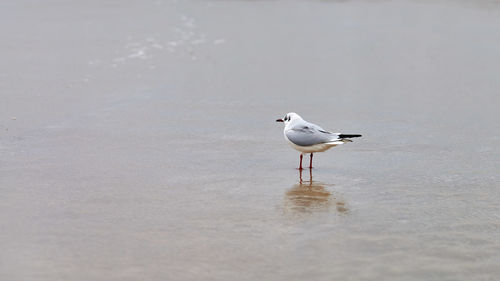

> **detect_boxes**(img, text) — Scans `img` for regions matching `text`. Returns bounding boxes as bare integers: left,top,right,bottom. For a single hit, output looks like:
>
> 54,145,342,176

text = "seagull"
276,112,361,170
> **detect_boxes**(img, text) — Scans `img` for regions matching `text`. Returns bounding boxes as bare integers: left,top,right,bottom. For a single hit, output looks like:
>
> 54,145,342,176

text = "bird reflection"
284,168,348,214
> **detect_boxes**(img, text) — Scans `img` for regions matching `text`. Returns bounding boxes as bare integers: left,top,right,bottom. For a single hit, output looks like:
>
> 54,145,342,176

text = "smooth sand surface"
1,1,500,280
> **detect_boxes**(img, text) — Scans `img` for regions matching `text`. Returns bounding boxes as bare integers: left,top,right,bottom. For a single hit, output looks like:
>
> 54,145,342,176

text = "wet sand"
1,0,500,280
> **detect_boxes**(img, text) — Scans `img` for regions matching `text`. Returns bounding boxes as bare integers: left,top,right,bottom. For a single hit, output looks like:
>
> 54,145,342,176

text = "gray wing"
285,122,339,146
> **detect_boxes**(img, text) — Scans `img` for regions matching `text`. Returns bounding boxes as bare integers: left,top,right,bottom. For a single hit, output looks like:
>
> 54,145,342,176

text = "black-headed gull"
276,112,361,170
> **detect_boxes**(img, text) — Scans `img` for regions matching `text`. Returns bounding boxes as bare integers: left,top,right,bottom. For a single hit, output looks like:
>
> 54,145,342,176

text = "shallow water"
1,0,500,280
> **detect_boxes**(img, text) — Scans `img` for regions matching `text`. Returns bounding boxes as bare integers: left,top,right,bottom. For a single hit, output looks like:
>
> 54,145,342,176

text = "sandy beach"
1,1,500,280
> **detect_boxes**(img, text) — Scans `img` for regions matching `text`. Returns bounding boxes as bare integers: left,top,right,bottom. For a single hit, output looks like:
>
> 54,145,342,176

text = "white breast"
286,139,342,153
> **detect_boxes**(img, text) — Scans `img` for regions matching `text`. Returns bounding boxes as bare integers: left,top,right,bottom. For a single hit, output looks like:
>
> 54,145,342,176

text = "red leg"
298,154,303,170
309,153,313,169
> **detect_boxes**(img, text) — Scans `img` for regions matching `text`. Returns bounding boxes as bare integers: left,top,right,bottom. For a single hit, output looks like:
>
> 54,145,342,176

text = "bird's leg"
298,154,303,170
309,153,313,169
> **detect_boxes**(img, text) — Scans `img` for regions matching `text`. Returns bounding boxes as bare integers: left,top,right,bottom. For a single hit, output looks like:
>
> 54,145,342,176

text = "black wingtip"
338,134,362,138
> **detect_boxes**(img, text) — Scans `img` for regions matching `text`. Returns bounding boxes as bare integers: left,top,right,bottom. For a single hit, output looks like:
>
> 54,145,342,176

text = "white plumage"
276,112,361,169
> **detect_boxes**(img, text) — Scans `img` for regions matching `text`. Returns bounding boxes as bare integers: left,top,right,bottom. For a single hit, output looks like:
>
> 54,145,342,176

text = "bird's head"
276,112,302,125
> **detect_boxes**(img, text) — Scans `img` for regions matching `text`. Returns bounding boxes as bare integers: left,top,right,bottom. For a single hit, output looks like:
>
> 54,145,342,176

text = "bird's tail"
327,134,362,145
338,134,362,139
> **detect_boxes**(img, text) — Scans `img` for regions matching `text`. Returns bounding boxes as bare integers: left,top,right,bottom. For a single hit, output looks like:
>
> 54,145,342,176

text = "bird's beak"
276,119,284,122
